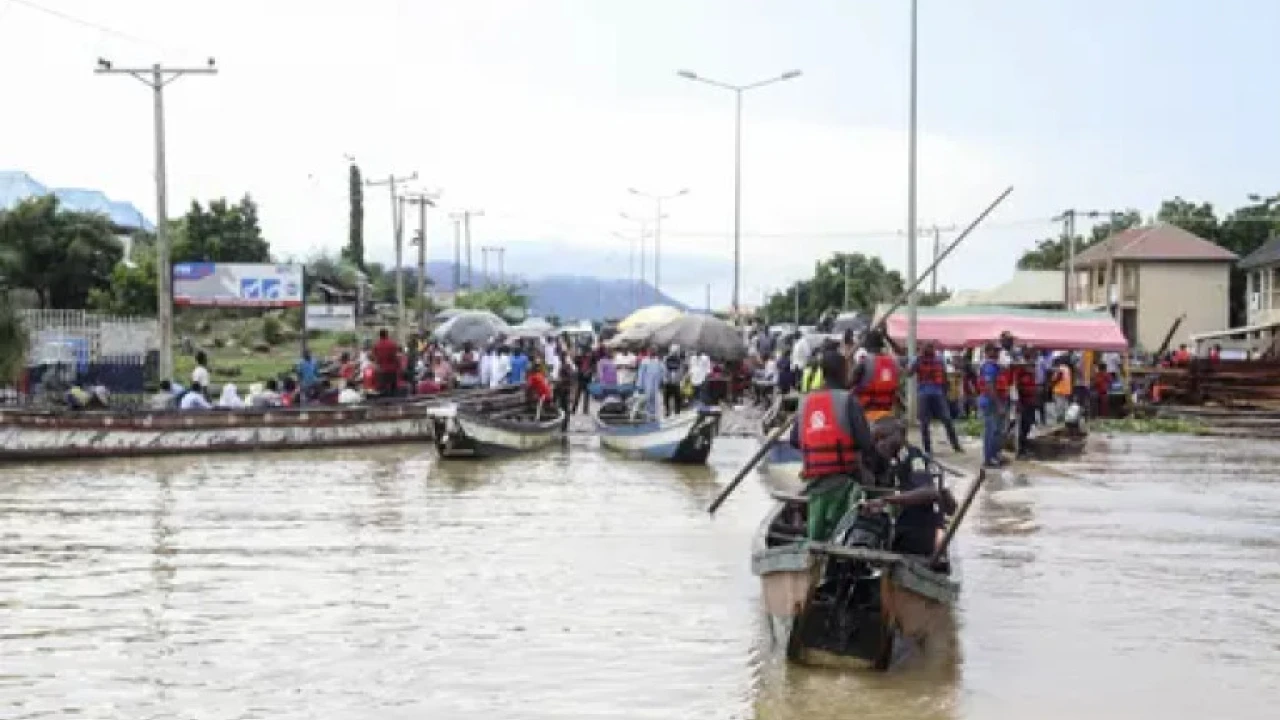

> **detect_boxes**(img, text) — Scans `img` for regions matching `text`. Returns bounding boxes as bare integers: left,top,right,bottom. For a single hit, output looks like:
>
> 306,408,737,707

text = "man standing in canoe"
790,348,879,541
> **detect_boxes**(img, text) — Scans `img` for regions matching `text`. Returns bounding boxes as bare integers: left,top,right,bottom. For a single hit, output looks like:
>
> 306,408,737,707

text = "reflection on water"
1,434,1277,719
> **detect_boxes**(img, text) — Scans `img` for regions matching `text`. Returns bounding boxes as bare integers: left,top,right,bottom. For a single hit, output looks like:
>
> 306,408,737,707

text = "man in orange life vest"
850,329,902,423
907,341,963,455
790,348,878,541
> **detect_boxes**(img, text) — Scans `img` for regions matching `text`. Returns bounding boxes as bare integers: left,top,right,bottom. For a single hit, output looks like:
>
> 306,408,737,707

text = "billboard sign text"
172,263,304,308
305,304,357,332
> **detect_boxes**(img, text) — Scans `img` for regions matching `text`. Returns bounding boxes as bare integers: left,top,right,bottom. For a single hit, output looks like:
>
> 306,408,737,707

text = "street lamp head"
97,57,112,70
676,188,690,197
780,70,802,80
676,69,698,80
627,187,641,196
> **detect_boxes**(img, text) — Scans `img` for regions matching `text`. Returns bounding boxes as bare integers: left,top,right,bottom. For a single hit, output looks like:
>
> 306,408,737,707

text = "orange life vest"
799,390,861,479
915,353,946,387
977,360,1011,401
857,354,901,415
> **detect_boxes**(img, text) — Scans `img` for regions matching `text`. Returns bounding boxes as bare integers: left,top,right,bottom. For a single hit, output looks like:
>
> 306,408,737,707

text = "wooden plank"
807,542,908,565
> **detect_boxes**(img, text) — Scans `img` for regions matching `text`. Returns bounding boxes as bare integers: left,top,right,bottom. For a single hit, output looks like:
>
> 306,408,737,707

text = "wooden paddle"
707,419,794,515
929,467,986,566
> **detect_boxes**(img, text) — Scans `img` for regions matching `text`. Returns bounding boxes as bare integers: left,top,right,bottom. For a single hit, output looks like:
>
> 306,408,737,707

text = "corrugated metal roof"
0,170,154,232
1239,235,1280,270
1073,224,1237,266
939,271,1063,308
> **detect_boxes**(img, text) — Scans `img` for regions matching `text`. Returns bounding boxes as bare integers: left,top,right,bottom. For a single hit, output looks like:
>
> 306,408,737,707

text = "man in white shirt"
616,351,637,387
180,383,212,410
491,349,511,388
688,351,710,403
790,334,811,373
479,347,494,388
191,351,210,389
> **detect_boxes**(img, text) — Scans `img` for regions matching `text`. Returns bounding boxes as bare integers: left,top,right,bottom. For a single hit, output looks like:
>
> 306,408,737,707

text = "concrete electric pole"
365,171,417,342
95,57,217,382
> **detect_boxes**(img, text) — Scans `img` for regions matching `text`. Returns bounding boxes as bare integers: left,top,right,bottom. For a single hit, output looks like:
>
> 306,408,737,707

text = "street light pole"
628,187,688,301
905,0,920,417
95,58,217,382
677,68,802,322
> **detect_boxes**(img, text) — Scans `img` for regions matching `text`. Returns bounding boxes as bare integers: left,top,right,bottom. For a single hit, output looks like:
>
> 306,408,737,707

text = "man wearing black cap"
790,348,879,540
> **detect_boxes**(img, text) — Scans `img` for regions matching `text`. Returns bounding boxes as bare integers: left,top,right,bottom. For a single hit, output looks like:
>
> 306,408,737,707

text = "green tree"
454,285,530,322
0,196,122,308
87,244,158,315
172,195,270,263
0,295,27,383
1016,209,1143,271
343,163,365,270
762,252,904,324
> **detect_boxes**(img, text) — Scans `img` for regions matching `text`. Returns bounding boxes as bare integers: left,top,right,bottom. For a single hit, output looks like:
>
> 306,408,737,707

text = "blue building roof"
0,170,155,232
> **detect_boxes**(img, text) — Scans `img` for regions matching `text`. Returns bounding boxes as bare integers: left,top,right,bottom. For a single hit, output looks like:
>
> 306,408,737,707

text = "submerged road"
1,434,1277,719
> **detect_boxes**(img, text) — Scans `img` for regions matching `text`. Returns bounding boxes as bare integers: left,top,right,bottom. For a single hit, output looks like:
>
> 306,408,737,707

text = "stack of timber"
1134,360,1280,438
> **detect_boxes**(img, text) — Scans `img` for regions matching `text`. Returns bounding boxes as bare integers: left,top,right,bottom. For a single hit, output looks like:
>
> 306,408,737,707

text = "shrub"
262,316,284,345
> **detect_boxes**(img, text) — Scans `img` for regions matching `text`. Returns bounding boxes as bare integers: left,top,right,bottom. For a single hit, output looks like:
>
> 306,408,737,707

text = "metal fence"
8,310,159,405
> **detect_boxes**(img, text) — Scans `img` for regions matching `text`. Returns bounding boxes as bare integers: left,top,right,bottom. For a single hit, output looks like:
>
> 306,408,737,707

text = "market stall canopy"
517,316,554,332
605,324,655,350
876,305,1129,352
431,311,510,346
649,314,747,361
618,304,683,331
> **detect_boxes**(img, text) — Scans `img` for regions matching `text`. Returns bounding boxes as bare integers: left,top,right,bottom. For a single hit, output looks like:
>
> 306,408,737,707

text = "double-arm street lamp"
676,68,802,321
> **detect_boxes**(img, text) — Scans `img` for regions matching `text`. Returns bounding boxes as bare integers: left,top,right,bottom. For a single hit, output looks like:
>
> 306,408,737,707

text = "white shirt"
180,391,212,410
689,354,710,385
491,355,511,387
479,353,494,387
616,353,637,386
191,364,210,388
338,388,364,405
790,336,811,371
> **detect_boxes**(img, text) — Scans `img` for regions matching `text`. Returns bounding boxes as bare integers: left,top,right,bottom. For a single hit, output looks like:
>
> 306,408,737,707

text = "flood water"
1,434,1277,719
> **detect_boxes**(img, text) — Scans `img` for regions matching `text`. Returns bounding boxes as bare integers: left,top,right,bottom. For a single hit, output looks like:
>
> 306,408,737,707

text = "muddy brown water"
1,434,1277,719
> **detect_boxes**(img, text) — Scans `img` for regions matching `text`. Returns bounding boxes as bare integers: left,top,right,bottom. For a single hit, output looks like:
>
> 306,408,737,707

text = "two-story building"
1071,224,1236,351
1241,236,1280,327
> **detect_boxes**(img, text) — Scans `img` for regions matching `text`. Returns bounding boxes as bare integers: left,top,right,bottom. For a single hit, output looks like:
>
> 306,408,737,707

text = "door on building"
1121,308,1138,348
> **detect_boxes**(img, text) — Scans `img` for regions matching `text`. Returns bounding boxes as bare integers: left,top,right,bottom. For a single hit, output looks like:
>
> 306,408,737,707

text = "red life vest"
799,390,861,479
976,360,1011,401
1015,365,1038,406
857,354,901,412
915,354,946,387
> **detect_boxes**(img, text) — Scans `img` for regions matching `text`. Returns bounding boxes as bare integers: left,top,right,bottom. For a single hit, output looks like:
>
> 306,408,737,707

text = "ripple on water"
0,435,1277,719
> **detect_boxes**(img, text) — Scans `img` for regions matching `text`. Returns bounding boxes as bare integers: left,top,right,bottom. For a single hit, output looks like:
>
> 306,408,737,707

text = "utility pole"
930,226,941,295
451,217,462,292
493,247,505,286
628,188,688,299
403,190,440,323
480,247,491,287
450,210,484,289
706,284,711,314
619,213,655,305
95,58,217,382
1053,209,1119,310
365,171,417,343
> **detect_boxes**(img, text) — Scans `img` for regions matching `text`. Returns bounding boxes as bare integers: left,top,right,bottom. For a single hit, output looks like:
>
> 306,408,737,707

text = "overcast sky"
5,0,1280,309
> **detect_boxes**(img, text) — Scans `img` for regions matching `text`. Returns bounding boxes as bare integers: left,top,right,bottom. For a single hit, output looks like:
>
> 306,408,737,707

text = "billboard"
305,304,356,332
172,263,304,307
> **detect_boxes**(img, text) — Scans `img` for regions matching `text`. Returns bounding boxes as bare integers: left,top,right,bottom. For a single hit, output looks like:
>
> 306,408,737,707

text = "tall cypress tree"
344,163,365,270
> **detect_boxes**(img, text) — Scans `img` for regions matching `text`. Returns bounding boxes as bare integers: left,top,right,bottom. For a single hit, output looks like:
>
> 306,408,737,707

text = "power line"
11,0,167,49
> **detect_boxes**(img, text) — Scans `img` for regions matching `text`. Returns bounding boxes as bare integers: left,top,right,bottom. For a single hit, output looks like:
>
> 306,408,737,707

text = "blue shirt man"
508,351,529,384
297,352,319,388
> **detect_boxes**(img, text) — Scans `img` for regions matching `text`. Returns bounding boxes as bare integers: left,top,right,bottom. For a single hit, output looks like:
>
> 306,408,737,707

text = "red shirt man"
371,329,401,395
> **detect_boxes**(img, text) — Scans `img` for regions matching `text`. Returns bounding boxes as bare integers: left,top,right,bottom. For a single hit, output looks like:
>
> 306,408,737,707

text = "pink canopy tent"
880,306,1129,352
